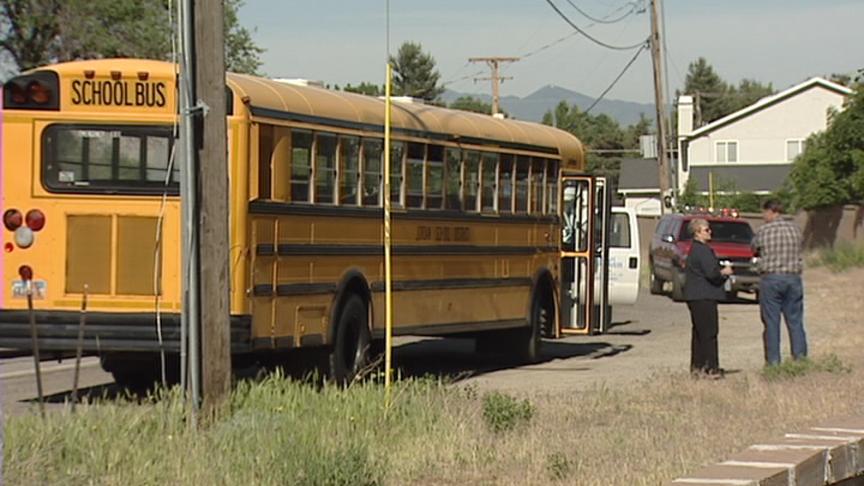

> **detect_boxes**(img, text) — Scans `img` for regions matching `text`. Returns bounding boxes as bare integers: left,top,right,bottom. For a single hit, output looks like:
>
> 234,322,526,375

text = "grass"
761,353,852,381
5,353,864,486
808,241,864,272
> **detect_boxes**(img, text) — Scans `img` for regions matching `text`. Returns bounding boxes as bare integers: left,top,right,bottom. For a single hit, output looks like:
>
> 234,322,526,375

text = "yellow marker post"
709,171,715,211
383,64,393,395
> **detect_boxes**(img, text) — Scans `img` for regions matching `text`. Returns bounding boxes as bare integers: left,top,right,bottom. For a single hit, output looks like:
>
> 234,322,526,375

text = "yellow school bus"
1,58,603,385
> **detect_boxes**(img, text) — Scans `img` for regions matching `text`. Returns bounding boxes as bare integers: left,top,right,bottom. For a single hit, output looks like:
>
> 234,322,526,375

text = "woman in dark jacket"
684,218,733,378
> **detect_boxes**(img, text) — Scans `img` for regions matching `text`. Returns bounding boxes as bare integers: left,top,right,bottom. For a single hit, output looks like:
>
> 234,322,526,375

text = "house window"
715,141,738,163
786,139,806,162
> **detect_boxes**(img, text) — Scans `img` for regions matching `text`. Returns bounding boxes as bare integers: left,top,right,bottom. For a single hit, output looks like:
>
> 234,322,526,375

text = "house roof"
618,157,677,193
689,165,792,193
684,77,853,140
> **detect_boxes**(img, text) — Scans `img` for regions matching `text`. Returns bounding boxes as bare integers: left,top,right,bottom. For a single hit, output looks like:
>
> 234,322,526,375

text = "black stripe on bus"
248,200,558,225
369,277,532,292
372,318,526,338
248,106,561,155
266,244,556,257
252,277,532,298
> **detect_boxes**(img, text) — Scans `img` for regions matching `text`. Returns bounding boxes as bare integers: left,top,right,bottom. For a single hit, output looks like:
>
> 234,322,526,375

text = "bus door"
558,174,609,335
593,177,611,333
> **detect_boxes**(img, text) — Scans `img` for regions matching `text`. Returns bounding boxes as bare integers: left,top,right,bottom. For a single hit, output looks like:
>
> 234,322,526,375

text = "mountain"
441,85,655,127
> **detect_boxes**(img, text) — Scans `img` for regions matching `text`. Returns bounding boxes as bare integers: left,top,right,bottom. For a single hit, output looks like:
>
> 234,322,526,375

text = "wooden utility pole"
648,0,672,213
193,0,231,414
468,57,519,115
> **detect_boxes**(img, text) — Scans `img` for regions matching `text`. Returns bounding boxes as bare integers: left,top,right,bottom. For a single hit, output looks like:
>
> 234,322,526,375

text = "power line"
544,0,648,51
584,42,649,114
563,0,641,24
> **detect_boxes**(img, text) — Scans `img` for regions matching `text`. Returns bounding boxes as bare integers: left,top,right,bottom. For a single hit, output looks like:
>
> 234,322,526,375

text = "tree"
788,85,864,209
449,96,493,115
0,0,263,75
681,58,775,127
343,82,382,97
683,57,733,126
388,41,444,102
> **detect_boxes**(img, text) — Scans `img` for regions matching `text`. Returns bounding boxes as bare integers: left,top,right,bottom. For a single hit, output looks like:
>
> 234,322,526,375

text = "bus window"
426,144,444,209
258,125,273,199
339,136,360,206
546,159,558,214
515,155,529,213
499,154,513,213
464,151,480,212
445,147,461,210
43,125,177,194
361,138,382,206
314,133,337,204
291,130,312,203
530,158,544,214
481,152,497,212
390,141,405,207
406,142,424,208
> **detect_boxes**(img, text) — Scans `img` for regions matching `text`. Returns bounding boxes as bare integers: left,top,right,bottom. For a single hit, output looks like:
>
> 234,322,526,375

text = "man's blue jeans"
760,273,807,365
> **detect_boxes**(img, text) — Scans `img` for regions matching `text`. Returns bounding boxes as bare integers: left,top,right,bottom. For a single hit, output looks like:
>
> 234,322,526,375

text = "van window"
609,212,631,248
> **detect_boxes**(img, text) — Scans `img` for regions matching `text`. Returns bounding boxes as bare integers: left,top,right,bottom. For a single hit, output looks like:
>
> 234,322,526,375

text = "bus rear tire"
328,295,371,385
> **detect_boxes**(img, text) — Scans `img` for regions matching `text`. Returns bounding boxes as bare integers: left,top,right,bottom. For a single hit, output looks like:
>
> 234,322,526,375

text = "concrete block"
670,464,787,486
728,448,826,485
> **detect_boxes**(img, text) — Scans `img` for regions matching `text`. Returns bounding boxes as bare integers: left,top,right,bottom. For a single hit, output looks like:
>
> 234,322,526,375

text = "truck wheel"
649,266,664,295
671,271,685,302
329,295,371,385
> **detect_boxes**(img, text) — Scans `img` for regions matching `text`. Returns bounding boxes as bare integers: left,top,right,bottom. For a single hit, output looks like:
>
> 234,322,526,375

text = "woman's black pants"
687,299,719,373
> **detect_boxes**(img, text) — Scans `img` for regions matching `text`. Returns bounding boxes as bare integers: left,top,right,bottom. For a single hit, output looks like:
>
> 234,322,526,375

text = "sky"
237,0,864,104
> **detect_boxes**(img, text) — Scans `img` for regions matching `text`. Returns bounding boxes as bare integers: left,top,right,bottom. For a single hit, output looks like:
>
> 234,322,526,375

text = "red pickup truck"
648,212,759,301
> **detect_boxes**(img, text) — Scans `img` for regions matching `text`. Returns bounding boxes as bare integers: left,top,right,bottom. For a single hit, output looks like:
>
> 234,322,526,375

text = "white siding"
687,85,847,166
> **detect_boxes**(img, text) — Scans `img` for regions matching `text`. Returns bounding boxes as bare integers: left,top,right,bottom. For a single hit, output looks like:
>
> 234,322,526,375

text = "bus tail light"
3,209,23,231
18,265,33,281
9,82,27,104
25,209,46,231
4,242,13,253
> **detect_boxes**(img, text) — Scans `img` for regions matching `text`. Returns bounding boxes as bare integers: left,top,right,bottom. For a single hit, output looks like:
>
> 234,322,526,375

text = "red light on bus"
110,71,122,81
3,209,23,231
137,71,149,81
4,242,13,253
25,209,46,231
18,265,33,281
84,70,95,79
9,83,26,104
27,81,50,105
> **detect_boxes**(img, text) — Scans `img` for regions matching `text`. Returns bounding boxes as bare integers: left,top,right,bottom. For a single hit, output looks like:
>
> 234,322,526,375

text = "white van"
607,206,641,307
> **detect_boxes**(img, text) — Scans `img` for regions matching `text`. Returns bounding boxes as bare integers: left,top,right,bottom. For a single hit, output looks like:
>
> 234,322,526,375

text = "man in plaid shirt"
751,199,807,366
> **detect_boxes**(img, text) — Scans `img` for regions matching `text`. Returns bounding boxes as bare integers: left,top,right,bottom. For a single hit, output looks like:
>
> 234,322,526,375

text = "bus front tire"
328,294,371,385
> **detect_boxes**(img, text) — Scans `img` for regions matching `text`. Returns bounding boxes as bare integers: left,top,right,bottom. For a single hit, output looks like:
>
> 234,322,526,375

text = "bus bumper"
0,310,252,353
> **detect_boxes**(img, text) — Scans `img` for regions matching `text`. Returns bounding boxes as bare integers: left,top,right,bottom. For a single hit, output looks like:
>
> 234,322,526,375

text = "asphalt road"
0,289,765,416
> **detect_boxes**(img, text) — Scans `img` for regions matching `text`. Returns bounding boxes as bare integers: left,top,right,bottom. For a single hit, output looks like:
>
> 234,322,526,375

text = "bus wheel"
329,295,371,385
522,291,550,363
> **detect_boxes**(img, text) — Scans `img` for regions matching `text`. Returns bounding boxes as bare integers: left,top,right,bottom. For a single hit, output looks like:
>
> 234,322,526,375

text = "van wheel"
671,271,685,302
328,295,371,385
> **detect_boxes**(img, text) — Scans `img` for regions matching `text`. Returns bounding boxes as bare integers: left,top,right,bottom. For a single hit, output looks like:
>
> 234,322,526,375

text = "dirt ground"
388,266,864,395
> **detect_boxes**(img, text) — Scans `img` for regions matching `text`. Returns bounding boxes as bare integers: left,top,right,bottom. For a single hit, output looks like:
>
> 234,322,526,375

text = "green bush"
481,391,534,433
811,242,864,272
762,354,852,381
546,451,574,481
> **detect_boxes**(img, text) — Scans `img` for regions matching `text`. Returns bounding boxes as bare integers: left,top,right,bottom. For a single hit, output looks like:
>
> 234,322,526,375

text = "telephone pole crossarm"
468,57,520,116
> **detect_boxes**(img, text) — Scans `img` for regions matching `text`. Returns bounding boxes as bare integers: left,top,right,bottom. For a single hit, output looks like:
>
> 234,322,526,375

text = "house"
676,77,852,196
618,157,668,216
